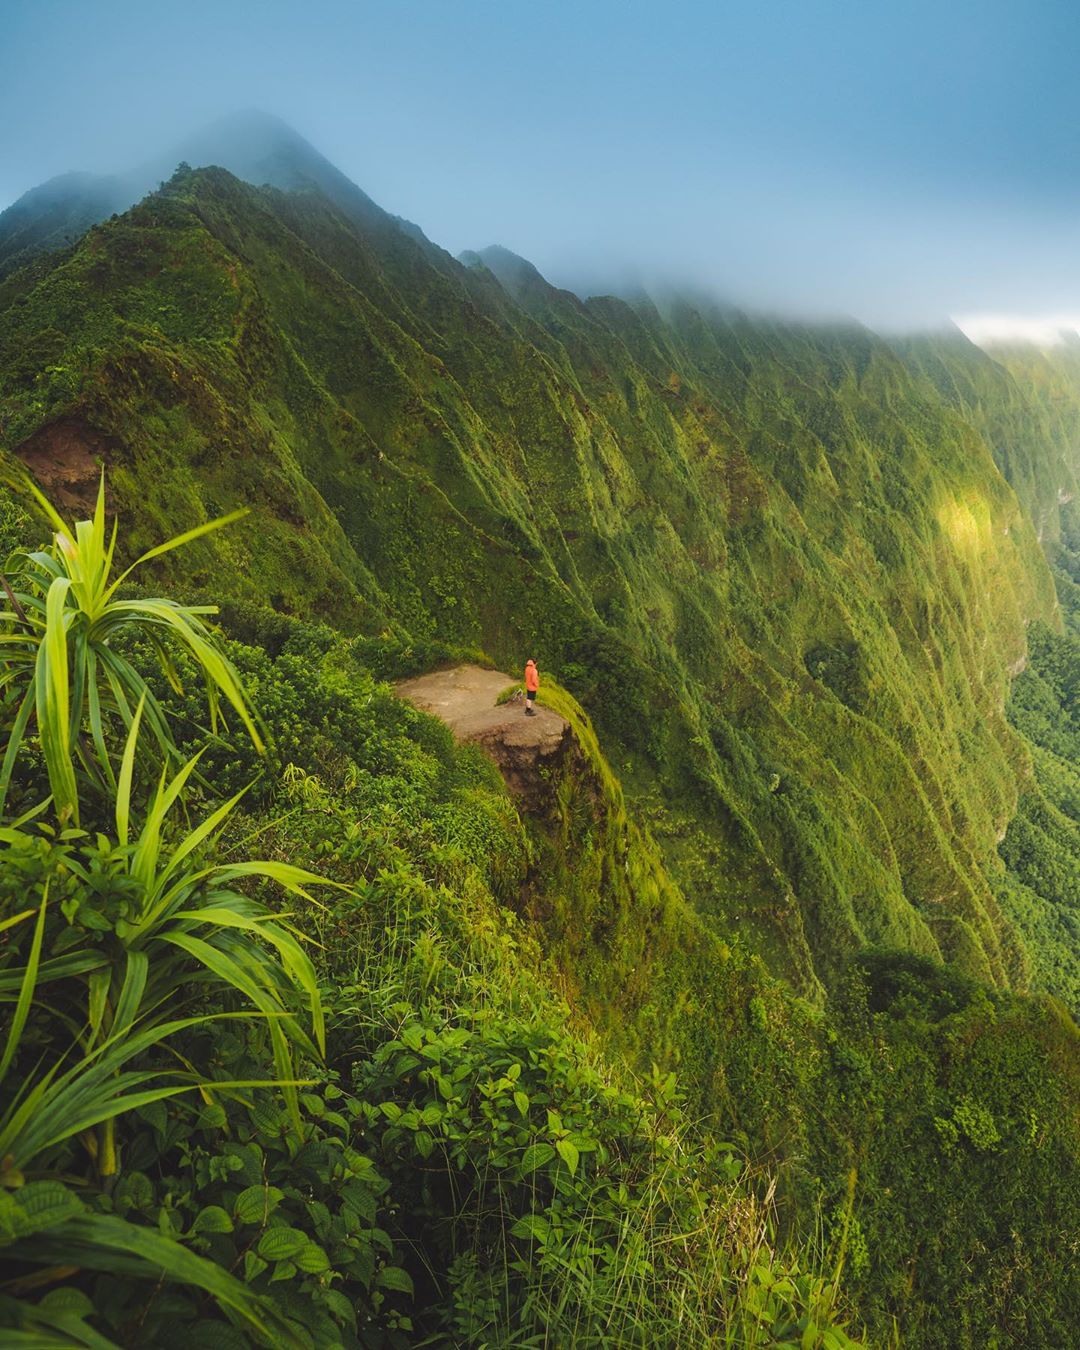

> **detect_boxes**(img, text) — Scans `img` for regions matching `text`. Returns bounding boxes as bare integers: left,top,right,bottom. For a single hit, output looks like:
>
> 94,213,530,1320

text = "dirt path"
395,665,570,802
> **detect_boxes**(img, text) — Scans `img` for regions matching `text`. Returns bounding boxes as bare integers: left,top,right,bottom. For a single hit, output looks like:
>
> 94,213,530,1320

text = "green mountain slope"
0,170,135,280
0,162,1063,1001
9,138,1080,1344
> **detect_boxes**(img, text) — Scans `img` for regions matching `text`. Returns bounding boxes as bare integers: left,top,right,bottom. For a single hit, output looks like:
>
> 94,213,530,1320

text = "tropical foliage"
0,492,346,1344
0,484,864,1347
0,474,259,824
7,141,1080,1347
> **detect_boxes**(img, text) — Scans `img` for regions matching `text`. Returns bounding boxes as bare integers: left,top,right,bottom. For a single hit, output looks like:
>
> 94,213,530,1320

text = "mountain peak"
167,109,333,193
0,110,393,276
460,245,552,298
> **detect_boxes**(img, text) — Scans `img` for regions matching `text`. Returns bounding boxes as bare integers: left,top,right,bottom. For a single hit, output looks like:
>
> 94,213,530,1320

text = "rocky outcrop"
395,665,573,811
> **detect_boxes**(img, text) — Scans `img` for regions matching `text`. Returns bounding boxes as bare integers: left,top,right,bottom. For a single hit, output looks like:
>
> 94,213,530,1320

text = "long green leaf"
106,508,250,598
175,904,324,1055
112,950,148,1039
114,693,146,847
36,576,77,824
0,884,47,1086
0,1011,288,1164
0,685,35,818
215,858,348,904
17,1212,304,1346
2,1314,118,1350
0,951,110,996
156,781,251,892
114,599,264,752
130,752,203,894
0,906,35,934
87,968,110,1049
21,475,70,538
85,646,115,793
159,933,308,1132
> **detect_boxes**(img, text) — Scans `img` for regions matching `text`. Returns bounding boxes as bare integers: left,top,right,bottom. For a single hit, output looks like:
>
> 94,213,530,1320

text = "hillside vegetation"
5,128,1080,1345
0,160,1067,996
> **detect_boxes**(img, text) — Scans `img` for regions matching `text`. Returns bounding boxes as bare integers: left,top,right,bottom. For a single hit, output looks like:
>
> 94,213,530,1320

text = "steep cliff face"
12,132,1080,1346
395,665,574,809
0,159,1063,997
891,329,1080,548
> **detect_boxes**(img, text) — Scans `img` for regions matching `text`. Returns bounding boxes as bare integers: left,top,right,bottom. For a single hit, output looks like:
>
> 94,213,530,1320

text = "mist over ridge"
5,77,1080,339
11,34,1080,1339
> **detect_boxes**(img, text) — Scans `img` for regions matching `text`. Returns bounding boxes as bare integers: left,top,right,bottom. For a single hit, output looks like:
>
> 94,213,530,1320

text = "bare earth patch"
14,417,112,512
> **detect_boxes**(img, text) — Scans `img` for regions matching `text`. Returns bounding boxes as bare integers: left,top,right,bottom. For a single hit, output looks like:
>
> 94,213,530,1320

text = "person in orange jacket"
524,658,539,716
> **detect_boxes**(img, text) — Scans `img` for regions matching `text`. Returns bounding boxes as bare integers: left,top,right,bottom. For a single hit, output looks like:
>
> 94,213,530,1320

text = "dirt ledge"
395,665,573,811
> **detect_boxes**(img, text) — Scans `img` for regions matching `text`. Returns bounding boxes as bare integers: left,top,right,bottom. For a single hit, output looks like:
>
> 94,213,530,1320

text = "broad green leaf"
323,1288,357,1331
556,1138,580,1176
519,1142,555,1172
256,1226,308,1261
38,1287,95,1319
293,1241,331,1273
7,1180,83,1237
234,1185,284,1226
191,1205,234,1235
244,1251,269,1283
375,1265,414,1296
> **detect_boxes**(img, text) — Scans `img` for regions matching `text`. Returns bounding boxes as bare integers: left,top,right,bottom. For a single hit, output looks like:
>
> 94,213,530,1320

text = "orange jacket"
524,661,539,692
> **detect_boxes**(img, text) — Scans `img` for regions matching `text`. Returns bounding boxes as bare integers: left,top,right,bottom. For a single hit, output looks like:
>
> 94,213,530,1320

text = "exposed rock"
14,417,112,512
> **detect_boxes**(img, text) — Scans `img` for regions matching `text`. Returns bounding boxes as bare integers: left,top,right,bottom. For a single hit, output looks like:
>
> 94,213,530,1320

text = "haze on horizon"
4,0,1080,334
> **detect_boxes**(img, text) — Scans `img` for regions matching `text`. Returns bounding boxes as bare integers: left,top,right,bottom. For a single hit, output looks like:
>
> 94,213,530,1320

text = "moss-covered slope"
10,145,1080,1346
1,165,1065,1000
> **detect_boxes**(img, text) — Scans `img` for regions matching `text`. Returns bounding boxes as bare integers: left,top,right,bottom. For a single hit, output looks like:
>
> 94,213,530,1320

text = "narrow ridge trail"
396,665,571,805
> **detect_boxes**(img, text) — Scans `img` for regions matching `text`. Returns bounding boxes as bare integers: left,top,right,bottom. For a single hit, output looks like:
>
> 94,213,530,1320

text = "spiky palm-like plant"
0,474,335,1344
0,473,261,824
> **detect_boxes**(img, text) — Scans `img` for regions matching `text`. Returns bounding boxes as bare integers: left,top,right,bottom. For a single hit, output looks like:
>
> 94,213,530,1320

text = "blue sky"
4,0,1080,326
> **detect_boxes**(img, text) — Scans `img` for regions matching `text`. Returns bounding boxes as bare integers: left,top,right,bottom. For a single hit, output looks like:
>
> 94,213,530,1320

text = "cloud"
954,314,1080,346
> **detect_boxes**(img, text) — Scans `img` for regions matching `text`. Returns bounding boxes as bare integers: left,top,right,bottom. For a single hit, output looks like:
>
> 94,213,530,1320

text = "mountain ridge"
0,109,433,280
0,156,1062,996
8,128,1080,1343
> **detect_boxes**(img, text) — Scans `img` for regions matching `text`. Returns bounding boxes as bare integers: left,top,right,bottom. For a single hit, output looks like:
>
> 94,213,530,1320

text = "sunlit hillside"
5,113,1080,1348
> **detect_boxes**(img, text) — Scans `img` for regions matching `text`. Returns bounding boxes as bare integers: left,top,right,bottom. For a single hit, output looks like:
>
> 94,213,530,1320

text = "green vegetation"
0,474,258,823
7,146,1080,1345
0,163,1059,998
0,485,868,1346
